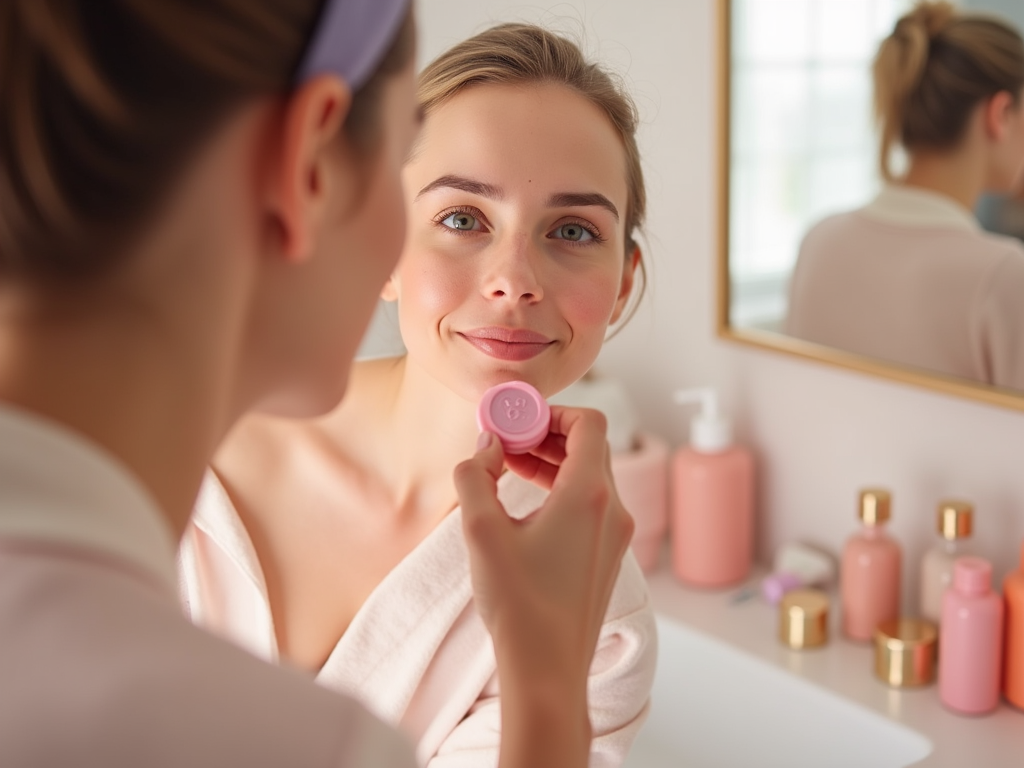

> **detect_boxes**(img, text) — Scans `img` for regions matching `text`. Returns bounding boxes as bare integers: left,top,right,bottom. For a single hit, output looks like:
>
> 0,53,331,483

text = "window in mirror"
729,0,912,331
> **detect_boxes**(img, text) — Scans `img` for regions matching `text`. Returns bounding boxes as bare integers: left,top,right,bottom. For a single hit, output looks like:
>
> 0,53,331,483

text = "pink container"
840,489,901,642
477,381,550,454
670,443,754,588
940,557,1003,715
841,527,901,641
611,432,669,573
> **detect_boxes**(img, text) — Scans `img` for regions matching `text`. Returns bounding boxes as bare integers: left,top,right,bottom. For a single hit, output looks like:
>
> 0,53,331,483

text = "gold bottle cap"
874,618,937,687
858,488,891,526
779,588,829,650
937,501,973,540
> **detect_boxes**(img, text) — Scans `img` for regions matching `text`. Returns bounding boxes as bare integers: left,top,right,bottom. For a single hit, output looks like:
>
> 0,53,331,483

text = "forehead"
407,82,629,207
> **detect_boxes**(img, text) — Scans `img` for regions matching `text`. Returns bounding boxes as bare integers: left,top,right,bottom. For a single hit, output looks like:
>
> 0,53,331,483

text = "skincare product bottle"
919,500,973,624
840,489,901,642
670,388,754,588
1003,541,1024,710
940,557,1003,715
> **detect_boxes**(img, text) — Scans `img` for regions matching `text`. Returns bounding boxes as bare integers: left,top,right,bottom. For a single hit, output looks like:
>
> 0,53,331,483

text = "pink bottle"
841,489,901,642
670,388,754,588
940,557,1003,715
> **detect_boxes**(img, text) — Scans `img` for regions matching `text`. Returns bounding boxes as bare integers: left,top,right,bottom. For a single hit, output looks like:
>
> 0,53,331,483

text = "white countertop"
645,565,1024,768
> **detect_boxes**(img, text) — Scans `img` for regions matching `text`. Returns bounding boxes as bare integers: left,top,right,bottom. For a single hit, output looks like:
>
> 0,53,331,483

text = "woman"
786,1,1024,390
0,3,633,767
179,24,656,768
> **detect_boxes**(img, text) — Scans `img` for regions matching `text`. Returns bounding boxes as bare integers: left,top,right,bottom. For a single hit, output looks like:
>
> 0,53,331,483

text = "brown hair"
0,0,414,283
873,0,1024,181
417,23,647,323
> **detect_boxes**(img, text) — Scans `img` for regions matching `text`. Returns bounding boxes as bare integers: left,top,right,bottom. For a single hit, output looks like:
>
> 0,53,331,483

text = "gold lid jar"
779,588,829,650
937,500,973,541
874,618,937,687
859,489,891,526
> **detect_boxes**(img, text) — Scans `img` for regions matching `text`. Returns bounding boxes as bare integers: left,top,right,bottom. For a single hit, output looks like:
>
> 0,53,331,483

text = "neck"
327,356,483,522
0,285,236,540
902,147,986,212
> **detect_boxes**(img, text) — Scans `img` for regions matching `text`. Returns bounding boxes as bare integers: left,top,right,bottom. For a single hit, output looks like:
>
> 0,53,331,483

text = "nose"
480,234,544,304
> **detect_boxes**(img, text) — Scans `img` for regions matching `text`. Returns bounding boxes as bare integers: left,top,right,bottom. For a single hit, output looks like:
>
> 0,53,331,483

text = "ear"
984,90,1016,142
608,244,641,325
268,75,353,262
380,274,399,302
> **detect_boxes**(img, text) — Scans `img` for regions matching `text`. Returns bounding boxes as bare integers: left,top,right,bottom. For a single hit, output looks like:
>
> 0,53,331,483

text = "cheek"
396,253,470,328
559,269,623,331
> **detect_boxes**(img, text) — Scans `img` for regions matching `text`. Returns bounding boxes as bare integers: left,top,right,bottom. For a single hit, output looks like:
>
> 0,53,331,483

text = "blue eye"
441,211,481,231
552,223,594,242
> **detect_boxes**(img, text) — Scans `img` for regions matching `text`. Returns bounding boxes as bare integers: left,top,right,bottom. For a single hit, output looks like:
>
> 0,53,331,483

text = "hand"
453,406,634,767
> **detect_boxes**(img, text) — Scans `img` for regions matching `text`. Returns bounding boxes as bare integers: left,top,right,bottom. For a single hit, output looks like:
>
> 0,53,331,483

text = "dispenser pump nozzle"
674,387,733,453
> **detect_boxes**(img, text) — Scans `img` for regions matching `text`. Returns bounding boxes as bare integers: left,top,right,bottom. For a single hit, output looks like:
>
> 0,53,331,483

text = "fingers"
454,432,510,543
546,407,610,494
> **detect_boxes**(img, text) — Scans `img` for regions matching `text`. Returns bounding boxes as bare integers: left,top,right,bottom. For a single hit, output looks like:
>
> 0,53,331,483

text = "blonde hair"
873,1,1024,181
417,23,647,323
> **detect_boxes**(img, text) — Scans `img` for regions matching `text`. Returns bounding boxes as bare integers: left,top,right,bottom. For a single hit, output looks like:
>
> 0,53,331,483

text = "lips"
459,327,555,361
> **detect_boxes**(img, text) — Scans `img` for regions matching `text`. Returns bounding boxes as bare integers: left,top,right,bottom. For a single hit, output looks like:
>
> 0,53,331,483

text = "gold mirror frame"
715,0,1024,413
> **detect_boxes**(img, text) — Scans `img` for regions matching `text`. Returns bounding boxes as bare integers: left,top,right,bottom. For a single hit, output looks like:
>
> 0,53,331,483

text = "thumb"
454,432,508,542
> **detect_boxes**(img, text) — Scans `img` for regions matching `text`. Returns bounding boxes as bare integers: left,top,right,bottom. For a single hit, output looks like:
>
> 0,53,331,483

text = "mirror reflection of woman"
178,25,656,768
786,1,1024,390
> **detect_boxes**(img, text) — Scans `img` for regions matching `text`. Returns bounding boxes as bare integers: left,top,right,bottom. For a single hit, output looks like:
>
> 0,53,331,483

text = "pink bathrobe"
179,470,657,768
0,403,414,768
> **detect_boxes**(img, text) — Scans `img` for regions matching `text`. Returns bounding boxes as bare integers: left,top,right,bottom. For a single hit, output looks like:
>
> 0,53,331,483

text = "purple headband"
295,0,410,89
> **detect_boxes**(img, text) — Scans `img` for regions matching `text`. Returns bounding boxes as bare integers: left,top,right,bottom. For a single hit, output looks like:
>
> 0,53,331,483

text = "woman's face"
389,82,636,402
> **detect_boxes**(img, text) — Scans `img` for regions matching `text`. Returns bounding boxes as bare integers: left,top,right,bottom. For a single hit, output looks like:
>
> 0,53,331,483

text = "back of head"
873,0,1024,181
0,0,414,285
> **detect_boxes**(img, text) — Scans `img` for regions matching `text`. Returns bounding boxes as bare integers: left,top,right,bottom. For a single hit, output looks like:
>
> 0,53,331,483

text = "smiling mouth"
459,328,555,362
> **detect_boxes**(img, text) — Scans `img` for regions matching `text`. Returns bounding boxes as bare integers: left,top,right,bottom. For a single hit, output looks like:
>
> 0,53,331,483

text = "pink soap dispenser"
940,557,1003,715
670,388,754,588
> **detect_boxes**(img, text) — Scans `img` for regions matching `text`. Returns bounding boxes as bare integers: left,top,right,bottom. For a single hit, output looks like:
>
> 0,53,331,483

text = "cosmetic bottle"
840,489,901,642
940,557,1003,715
670,388,753,588
919,500,973,624
1003,541,1024,710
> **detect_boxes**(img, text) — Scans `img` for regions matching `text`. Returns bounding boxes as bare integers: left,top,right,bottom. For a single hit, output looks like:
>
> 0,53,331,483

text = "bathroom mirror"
718,0,1024,411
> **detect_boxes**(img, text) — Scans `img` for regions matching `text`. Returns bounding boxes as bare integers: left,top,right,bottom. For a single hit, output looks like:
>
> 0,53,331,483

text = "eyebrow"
415,174,619,220
416,174,505,201
547,192,619,221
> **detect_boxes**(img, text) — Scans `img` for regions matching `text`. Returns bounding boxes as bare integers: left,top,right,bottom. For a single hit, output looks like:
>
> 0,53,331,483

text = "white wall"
366,0,1024,610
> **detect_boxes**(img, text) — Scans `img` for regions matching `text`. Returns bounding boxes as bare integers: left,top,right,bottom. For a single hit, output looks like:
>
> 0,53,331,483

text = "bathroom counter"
646,567,1024,768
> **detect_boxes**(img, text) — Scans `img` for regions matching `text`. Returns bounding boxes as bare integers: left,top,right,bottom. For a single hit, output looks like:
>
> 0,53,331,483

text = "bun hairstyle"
0,1,413,284
873,0,1024,181
417,23,647,325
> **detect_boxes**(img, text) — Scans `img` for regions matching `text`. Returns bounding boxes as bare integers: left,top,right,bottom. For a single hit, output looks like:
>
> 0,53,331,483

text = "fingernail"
476,431,493,451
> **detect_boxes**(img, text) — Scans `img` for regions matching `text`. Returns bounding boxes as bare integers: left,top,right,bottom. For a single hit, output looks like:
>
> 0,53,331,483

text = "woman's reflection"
786,1,1024,390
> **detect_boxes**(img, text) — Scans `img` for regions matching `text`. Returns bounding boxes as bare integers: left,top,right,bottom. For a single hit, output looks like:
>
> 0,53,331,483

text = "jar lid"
937,501,973,540
874,618,937,687
859,489,891,526
779,588,829,650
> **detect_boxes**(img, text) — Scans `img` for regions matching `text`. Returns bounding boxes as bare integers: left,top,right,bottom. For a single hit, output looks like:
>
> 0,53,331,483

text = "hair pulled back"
873,0,1024,181
0,0,413,283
